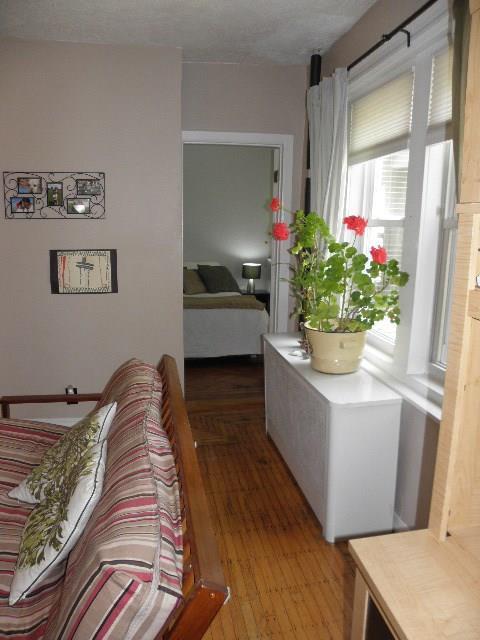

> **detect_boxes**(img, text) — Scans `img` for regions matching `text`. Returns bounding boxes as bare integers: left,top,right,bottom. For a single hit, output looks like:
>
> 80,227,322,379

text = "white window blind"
349,71,414,165
428,47,453,139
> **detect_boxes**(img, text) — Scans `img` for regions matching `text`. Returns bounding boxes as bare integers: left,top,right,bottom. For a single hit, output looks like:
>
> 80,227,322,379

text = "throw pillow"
9,439,107,605
183,269,207,295
9,402,116,504
197,265,241,294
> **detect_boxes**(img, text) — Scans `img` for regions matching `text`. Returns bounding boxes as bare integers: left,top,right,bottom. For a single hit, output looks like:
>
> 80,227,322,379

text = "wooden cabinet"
349,2,480,638
264,334,401,543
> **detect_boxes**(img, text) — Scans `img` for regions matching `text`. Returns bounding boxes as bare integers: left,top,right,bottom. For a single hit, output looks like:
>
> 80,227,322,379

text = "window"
346,31,454,389
349,71,414,164
347,149,409,345
430,141,456,368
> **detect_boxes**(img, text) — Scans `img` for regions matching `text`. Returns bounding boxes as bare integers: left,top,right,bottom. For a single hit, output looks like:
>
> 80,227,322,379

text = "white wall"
322,0,430,75
395,403,439,529
0,39,183,417
183,144,274,290
182,63,308,211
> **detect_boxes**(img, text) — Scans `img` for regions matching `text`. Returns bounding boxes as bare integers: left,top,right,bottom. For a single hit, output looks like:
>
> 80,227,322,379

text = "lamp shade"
242,263,261,280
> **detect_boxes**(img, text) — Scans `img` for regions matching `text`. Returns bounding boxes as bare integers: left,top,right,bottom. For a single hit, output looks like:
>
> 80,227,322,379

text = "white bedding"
184,305,269,358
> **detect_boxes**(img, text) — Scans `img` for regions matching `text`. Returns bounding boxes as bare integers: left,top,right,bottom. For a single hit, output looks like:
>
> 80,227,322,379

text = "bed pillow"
183,268,207,295
197,265,241,294
9,439,107,605
9,402,116,504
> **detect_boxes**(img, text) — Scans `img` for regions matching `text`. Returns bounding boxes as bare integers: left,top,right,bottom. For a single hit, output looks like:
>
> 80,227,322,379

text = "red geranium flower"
269,197,281,213
370,245,388,264
272,222,289,241
343,215,368,236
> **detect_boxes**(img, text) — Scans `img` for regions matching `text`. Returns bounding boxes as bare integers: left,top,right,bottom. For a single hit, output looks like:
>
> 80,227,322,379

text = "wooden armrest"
0,393,101,418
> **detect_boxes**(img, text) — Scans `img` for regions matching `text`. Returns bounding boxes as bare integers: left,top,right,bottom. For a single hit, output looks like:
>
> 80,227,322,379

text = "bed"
183,263,270,358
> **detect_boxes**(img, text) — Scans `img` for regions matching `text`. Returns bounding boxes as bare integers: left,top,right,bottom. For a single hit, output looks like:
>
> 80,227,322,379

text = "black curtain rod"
347,0,440,71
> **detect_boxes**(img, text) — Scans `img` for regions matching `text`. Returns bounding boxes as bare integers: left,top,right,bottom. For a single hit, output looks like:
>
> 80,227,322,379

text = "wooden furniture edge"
428,213,479,537
350,569,369,640
349,535,418,640
471,0,480,16
0,393,102,418
456,203,480,214
158,355,227,640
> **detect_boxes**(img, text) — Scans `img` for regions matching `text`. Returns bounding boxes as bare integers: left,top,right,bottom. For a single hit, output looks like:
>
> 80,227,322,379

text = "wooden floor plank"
185,356,355,639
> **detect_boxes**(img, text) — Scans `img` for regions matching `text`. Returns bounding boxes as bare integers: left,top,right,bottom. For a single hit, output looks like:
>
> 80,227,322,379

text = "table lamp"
242,263,261,294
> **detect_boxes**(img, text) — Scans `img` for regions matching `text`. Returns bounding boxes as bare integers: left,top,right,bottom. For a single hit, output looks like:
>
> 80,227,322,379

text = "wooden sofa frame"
0,355,228,640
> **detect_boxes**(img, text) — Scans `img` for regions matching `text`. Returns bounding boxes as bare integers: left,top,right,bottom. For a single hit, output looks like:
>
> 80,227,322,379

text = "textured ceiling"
0,0,377,64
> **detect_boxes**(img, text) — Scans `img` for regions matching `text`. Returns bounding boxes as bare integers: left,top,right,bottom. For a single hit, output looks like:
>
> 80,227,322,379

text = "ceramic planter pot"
304,322,367,374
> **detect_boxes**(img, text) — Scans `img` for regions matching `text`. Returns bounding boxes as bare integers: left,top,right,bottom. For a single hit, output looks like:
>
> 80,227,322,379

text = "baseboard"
393,512,410,532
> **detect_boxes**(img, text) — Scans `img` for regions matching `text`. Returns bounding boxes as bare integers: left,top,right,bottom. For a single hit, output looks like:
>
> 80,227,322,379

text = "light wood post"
351,570,369,640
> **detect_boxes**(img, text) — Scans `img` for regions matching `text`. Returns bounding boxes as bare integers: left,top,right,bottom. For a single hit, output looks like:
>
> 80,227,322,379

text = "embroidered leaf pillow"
9,439,107,605
9,402,116,504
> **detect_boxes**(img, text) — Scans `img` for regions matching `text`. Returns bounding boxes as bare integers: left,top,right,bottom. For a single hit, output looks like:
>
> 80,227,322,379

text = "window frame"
346,151,409,349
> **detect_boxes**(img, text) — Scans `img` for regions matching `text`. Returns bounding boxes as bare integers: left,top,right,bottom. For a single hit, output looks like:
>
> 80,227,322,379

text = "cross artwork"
50,250,118,294
75,256,95,288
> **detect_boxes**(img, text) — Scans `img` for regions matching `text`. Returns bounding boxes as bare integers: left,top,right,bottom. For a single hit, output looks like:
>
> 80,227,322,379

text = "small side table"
243,290,270,313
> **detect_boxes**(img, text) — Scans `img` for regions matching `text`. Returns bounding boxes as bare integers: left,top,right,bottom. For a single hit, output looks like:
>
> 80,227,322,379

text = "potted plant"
269,199,409,373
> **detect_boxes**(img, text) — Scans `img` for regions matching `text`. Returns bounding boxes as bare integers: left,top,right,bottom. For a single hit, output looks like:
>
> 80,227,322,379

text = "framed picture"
47,182,63,206
50,249,118,294
76,178,101,196
10,196,35,214
4,171,105,219
17,177,42,194
67,197,90,215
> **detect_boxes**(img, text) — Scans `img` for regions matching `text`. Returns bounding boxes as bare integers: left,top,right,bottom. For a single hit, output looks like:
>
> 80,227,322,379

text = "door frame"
182,130,294,333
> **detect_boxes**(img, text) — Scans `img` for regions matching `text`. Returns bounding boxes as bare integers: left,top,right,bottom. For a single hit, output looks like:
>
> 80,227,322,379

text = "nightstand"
243,290,270,313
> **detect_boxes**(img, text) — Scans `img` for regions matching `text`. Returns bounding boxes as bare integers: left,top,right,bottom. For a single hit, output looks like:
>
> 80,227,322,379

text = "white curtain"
307,67,348,240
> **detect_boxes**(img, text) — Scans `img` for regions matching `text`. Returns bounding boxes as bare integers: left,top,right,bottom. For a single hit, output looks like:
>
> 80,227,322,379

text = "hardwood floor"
185,357,356,640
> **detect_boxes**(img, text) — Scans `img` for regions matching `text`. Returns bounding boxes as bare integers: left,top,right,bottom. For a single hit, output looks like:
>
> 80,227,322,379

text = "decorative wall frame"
4,171,105,219
50,250,118,294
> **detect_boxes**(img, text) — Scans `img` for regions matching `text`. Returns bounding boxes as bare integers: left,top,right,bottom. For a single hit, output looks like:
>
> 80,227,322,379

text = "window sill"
361,344,443,422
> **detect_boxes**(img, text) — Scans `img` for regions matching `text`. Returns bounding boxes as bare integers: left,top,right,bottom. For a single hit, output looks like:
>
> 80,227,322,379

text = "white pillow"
9,439,107,605
9,402,116,504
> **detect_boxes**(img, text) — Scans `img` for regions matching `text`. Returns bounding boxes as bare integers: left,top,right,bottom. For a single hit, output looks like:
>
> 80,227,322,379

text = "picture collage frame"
4,171,105,219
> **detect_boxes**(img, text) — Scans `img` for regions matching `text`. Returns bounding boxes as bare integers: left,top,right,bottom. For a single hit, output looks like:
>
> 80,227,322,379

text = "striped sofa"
0,359,183,640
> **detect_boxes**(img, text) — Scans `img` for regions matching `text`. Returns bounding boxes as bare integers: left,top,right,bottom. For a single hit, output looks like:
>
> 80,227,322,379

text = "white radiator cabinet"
264,333,402,543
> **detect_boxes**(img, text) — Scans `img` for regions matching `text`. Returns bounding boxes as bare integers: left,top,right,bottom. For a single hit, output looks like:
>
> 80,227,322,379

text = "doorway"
182,131,294,333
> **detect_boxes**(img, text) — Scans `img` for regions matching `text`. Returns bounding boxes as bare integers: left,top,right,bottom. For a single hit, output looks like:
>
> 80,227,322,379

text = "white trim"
361,349,442,422
395,54,432,374
182,130,294,333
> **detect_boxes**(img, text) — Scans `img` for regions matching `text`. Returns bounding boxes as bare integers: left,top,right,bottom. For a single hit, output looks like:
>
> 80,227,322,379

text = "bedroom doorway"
182,131,294,334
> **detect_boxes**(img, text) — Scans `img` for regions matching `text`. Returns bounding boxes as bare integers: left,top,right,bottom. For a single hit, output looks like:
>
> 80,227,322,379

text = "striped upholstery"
0,359,183,640
0,419,68,639
44,359,183,640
